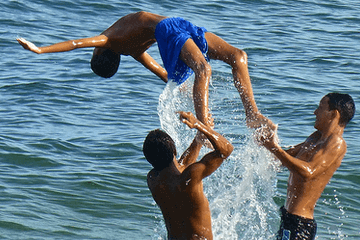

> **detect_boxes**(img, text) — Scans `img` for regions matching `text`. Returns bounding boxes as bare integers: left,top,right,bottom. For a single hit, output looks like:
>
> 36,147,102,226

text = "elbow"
221,142,234,159
232,49,248,68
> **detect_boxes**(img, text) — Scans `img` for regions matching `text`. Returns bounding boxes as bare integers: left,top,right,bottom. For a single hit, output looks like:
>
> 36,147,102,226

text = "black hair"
143,129,177,171
325,93,355,126
90,49,120,78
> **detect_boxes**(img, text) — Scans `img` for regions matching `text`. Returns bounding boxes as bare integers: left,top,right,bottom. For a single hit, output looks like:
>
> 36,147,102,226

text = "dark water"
1,0,360,239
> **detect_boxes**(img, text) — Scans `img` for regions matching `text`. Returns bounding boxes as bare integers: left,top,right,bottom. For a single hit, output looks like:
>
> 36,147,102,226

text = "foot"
247,113,278,144
246,113,277,132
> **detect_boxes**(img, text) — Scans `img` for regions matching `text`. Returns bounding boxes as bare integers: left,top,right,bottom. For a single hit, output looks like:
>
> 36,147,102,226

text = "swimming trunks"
155,17,209,84
277,206,317,240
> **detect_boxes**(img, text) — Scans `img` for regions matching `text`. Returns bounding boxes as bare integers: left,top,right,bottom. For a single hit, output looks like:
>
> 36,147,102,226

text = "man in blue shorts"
260,93,355,239
17,11,275,131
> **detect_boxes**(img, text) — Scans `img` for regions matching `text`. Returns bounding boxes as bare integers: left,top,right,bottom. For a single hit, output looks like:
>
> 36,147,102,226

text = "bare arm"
178,132,203,168
179,113,214,167
179,111,234,180
285,143,304,156
17,35,109,54
264,135,346,179
285,131,322,156
134,52,168,83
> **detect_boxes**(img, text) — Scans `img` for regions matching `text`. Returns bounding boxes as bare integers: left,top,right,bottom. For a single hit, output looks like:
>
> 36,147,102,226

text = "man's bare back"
144,111,233,239
148,167,212,239
98,12,166,57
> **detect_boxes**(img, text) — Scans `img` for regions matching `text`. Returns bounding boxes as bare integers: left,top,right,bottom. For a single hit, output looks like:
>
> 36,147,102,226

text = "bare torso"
99,11,166,57
147,168,213,240
285,131,345,219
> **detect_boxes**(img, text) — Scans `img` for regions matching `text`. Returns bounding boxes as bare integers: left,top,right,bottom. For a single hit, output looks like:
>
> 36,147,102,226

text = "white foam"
154,77,281,239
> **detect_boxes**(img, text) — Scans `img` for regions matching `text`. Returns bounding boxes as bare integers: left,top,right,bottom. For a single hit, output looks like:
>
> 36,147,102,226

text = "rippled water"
1,0,360,239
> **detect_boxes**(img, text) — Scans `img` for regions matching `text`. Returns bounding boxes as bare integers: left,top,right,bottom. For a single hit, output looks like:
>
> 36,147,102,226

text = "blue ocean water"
1,0,360,239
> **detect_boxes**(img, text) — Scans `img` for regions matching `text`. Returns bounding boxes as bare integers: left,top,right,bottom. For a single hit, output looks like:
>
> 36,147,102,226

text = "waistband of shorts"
280,206,316,224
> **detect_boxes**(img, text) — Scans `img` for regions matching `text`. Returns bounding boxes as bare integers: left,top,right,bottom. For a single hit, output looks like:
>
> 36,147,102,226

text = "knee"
194,60,212,79
232,49,248,67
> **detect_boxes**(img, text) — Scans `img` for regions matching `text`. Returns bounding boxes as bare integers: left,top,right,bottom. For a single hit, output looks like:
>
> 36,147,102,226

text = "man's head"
143,129,177,171
91,48,120,78
315,93,355,129
326,93,355,126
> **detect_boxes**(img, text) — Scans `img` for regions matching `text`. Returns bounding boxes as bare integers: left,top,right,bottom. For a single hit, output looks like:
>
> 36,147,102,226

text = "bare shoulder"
147,169,159,189
322,134,347,164
327,134,346,151
180,162,206,185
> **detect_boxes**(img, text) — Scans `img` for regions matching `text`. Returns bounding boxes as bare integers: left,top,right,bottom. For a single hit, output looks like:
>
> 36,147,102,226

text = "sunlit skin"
17,11,275,132
262,96,347,219
147,111,233,240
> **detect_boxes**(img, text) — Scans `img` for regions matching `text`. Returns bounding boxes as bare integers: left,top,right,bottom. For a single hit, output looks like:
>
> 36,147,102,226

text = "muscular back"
100,11,166,57
147,168,213,240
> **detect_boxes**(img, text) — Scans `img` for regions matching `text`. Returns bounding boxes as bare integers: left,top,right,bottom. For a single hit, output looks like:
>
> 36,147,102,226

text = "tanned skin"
17,11,275,130
147,111,233,239
262,96,347,219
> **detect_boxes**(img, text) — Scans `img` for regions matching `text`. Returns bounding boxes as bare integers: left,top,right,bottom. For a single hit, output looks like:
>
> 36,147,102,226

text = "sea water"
1,0,360,239
156,76,281,240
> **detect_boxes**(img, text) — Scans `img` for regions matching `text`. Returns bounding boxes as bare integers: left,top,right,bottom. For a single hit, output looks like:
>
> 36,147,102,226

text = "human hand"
178,111,199,129
17,38,41,54
207,111,214,129
254,123,279,152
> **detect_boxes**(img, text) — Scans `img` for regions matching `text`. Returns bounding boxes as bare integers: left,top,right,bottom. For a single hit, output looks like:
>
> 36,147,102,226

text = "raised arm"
179,111,234,180
17,35,109,54
178,131,204,168
134,52,168,83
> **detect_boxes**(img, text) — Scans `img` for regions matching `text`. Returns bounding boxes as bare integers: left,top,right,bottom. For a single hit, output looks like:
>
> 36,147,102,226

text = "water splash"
157,78,197,154
207,135,280,239
154,77,280,239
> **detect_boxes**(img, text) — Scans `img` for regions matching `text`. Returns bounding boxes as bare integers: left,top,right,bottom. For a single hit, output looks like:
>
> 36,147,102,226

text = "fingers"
16,38,40,53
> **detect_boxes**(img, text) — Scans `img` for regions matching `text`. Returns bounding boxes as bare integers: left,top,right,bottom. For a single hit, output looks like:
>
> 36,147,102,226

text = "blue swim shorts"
155,17,209,84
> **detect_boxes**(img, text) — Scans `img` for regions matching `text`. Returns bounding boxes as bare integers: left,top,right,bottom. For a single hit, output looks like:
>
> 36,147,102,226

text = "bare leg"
180,38,212,127
205,32,276,130
179,38,214,148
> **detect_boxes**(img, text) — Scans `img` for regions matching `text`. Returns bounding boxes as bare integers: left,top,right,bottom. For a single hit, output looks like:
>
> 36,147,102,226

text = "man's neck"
318,121,344,140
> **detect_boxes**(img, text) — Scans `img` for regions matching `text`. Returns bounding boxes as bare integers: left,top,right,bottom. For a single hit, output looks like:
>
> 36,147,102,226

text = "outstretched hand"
17,38,41,54
247,113,280,150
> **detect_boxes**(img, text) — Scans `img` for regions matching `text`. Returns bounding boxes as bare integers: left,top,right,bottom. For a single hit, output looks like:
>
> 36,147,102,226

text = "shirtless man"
143,111,233,240
261,93,355,240
17,11,274,130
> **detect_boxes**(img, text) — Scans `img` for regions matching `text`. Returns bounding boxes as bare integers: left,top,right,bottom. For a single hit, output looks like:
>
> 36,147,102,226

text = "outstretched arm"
179,111,233,180
134,52,168,83
17,35,109,54
263,134,346,179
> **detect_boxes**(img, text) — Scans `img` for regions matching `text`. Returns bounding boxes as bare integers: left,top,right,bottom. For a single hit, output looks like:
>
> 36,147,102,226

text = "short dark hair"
91,49,120,78
143,129,177,171
325,93,355,126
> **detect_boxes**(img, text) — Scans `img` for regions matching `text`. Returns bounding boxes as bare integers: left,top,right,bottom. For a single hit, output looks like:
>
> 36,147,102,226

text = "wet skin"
263,96,347,219
17,11,276,132
147,111,233,239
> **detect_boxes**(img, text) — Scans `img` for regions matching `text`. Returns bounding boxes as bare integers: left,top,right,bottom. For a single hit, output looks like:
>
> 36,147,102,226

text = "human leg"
205,32,276,130
179,38,212,127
